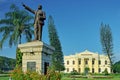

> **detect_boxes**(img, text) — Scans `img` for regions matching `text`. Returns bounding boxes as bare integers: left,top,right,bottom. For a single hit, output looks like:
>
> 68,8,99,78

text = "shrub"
0,69,3,74
84,67,90,75
70,70,79,75
47,66,62,80
10,66,62,80
10,67,24,80
103,68,109,75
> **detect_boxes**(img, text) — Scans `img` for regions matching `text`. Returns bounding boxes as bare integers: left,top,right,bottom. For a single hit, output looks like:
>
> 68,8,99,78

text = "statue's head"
38,5,42,10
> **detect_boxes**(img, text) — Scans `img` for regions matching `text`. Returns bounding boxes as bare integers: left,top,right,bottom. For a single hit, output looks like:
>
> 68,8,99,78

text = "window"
73,68,75,71
79,60,81,65
85,60,88,65
99,60,101,65
92,68,94,73
92,60,95,65
67,61,69,65
105,68,108,72
99,68,101,73
105,60,107,65
67,68,69,72
78,68,81,73
73,60,75,65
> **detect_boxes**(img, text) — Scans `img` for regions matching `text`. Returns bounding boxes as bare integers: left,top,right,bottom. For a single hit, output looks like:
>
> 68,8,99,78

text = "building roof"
64,50,107,58
79,50,97,55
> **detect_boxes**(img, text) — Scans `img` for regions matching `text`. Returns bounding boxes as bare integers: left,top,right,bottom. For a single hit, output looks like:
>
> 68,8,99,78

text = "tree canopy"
0,56,16,73
0,4,34,49
113,61,120,73
100,23,113,72
48,15,65,71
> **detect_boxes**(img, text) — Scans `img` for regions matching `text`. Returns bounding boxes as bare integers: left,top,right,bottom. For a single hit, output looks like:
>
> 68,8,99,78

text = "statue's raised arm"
22,3,46,41
22,3,35,14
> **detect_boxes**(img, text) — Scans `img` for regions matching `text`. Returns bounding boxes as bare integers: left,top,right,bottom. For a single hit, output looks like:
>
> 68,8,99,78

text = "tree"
100,23,113,72
113,61,120,73
0,4,33,48
0,56,16,73
48,15,65,72
0,4,34,66
84,67,90,75
16,48,22,67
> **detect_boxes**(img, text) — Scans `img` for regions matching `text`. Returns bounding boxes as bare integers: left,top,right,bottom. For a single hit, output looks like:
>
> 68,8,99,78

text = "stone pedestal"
18,41,54,74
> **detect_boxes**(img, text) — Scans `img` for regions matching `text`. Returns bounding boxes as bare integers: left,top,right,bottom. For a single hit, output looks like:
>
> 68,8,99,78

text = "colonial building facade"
64,50,111,73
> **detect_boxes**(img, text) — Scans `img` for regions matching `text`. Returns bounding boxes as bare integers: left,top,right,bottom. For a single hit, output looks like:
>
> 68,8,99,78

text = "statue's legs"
38,24,43,41
34,24,38,40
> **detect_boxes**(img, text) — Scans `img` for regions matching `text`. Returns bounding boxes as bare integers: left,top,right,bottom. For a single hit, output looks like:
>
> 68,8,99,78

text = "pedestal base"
18,41,54,74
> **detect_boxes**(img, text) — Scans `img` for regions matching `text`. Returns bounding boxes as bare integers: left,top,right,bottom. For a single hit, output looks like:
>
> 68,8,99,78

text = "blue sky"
0,0,120,62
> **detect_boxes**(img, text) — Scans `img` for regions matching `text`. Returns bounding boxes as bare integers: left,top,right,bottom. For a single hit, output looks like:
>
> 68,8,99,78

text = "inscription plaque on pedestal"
27,62,36,71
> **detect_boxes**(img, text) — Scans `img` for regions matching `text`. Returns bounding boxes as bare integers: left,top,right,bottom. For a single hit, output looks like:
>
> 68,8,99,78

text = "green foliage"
10,67,24,80
103,68,109,75
113,61,120,73
84,67,90,75
0,4,34,49
0,69,3,74
0,4,34,72
24,71,41,80
70,70,80,75
48,15,65,71
16,48,22,67
100,23,113,71
47,66,62,80
10,66,62,80
0,56,16,73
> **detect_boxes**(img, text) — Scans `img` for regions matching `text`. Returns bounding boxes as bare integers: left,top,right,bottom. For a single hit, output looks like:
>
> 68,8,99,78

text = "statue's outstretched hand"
22,3,26,7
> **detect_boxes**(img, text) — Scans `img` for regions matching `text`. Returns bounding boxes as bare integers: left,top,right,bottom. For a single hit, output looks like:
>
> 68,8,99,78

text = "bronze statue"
22,3,46,41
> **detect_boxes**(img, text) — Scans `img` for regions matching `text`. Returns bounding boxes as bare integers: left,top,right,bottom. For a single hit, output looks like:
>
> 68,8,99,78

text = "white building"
64,50,111,73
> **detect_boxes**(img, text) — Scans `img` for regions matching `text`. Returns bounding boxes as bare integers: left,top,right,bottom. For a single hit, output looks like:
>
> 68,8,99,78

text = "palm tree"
0,4,34,49
0,4,34,67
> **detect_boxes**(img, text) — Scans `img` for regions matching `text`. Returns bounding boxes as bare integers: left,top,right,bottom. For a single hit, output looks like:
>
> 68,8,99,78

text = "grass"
61,73,120,80
62,76,120,80
0,74,10,80
0,77,119,80
0,77,9,80
0,73,120,80
62,77,120,80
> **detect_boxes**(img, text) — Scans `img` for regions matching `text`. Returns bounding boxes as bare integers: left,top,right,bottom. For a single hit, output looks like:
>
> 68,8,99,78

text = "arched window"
73,68,75,71
73,60,75,65
99,60,101,65
67,61,69,65
78,68,81,73
92,60,95,65
99,68,101,73
79,60,81,65
85,60,88,65
105,60,107,65
92,68,94,73
67,68,69,72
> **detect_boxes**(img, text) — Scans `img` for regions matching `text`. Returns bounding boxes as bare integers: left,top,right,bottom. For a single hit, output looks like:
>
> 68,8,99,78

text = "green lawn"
0,77,9,80
62,77,120,80
0,74,120,80
62,74,120,80
0,76,120,80
0,74,10,80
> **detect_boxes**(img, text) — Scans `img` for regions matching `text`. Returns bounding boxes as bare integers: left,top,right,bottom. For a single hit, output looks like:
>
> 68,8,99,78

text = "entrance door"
44,62,49,74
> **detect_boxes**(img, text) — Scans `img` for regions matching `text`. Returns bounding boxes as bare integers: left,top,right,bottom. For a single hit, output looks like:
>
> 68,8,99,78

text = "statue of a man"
22,3,46,41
